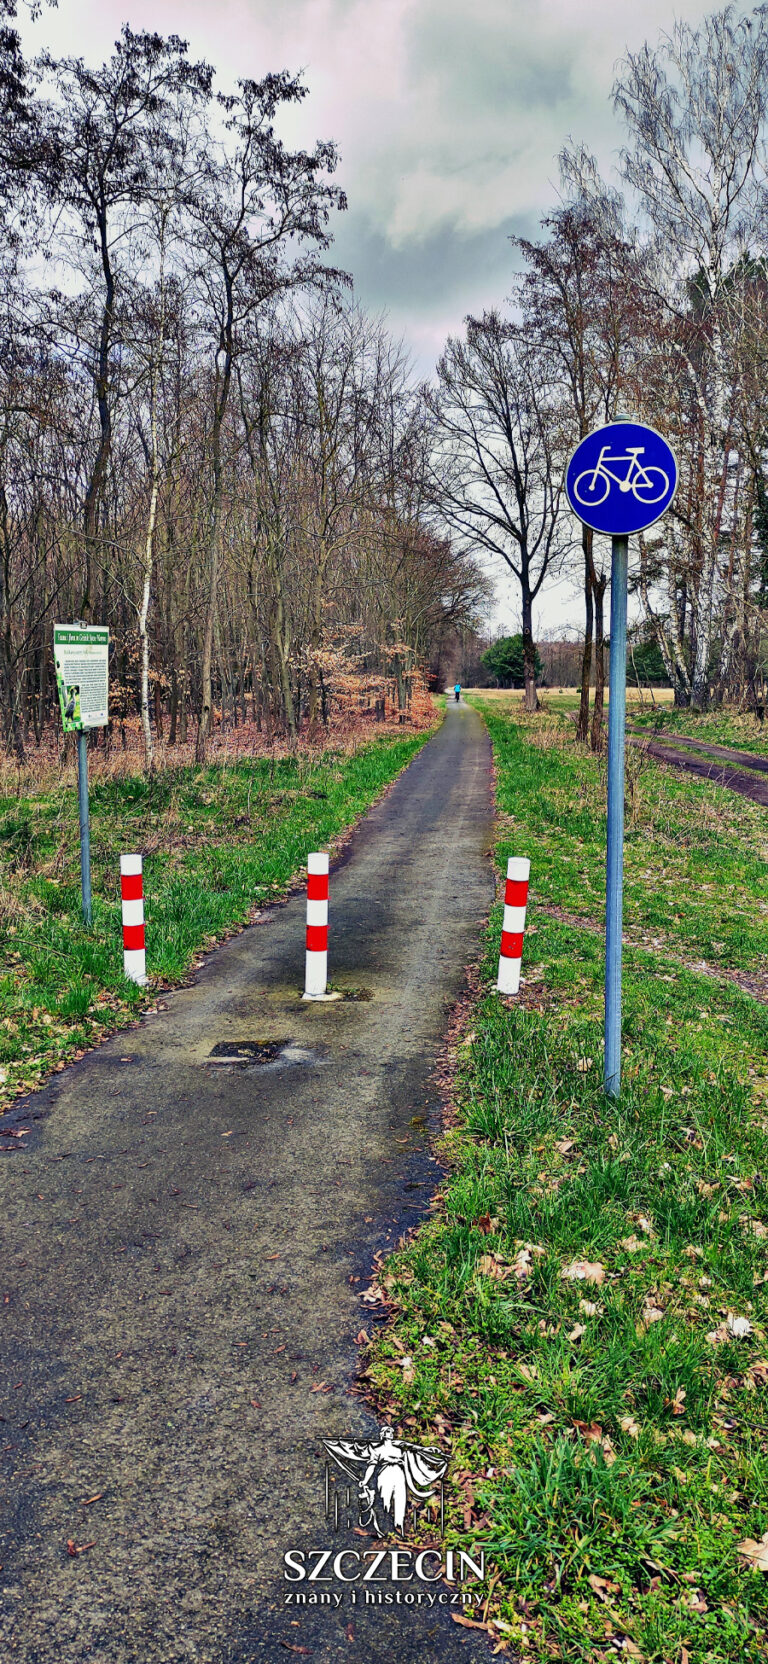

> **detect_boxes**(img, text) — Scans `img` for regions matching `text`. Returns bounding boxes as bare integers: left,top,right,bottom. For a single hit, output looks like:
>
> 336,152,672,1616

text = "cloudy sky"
20,0,728,631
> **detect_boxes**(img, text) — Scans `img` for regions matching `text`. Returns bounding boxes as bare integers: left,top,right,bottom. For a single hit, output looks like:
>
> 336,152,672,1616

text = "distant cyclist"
454,683,461,703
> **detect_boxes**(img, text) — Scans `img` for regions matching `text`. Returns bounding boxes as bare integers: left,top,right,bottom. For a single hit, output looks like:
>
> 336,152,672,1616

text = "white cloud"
24,0,724,252
19,0,738,629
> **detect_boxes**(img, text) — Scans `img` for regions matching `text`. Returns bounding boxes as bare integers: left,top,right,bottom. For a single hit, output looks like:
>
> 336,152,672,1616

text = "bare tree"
188,72,347,761
38,28,212,619
514,170,638,745
429,311,568,712
614,5,768,707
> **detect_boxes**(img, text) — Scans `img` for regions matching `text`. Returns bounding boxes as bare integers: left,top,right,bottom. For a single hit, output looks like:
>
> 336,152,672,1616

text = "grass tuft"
368,699,768,1662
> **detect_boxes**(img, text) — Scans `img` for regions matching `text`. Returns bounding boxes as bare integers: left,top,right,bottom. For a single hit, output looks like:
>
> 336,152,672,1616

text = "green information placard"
54,624,110,731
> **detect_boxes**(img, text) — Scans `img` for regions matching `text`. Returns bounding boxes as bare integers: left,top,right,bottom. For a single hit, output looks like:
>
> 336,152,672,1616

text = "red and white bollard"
120,853,147,986
303,852,329,999
496,856,530,996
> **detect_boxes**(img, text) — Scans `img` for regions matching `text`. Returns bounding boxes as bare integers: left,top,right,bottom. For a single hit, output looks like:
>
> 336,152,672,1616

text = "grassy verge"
0,729,433,1113
479,701,768,977
366,700,768,1662
472,687,768,760
627,704,768,759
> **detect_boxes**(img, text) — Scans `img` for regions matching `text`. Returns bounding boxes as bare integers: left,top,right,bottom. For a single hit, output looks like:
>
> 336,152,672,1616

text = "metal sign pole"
565,418,677,1103
604,534,628,1099
76,730,93,926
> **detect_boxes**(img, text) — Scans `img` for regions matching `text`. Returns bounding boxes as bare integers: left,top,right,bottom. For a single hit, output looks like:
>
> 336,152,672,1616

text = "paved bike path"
0,703,495,1664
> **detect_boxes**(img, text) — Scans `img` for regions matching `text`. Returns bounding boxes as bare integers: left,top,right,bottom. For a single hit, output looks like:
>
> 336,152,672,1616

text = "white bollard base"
304,946,327,997
497,957,522,996
301,990,343,1002
123,948,148,986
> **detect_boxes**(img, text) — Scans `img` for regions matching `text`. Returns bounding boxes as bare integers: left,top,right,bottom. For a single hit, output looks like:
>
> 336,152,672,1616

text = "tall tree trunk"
521,584,539,714
576,526,594,742
82,211,115,619
197,266,234,765
197,415,224,762
139,486,158,771
138,231,169,774
0,481,24,761
590,568,607,752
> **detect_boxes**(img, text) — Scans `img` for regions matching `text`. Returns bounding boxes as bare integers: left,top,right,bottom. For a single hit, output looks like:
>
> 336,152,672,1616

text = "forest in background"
0,10,487,769
1,4,768,770
428,5,768,743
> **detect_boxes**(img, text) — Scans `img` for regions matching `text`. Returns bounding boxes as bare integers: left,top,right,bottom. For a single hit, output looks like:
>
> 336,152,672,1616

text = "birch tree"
614,6,768,707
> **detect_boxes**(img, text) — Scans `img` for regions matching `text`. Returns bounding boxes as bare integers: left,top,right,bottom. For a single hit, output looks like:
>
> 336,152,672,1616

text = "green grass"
0,732,432,1110
629,703,768,759
367,701,768,1663
478,699,768,976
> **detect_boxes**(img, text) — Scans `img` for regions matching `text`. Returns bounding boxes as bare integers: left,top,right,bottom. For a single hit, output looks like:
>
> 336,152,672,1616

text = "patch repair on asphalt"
208,1040,288,1064
205,1040,321,1070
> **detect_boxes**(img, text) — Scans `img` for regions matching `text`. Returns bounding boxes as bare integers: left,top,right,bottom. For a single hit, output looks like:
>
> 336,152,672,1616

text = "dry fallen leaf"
516,1362,537,1382
620,1414,640,1439
562,1260,605,1285
726,1312,753,1339
738,1531,768,1571
587,1572,621,1601
573,1419,603,1443
477,1254,508,1280
620,1235,647,1254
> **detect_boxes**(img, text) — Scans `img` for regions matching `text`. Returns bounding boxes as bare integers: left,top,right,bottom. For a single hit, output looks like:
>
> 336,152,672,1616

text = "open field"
466,688,768,760
367,697,768,1662
467,686,676,709
0,725,435,1118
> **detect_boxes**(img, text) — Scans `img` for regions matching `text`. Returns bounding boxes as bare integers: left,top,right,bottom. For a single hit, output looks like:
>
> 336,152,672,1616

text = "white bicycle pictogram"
572,445,670,508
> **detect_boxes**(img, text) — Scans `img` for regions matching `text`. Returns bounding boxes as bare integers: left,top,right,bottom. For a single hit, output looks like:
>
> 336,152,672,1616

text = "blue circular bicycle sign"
565,419,678,536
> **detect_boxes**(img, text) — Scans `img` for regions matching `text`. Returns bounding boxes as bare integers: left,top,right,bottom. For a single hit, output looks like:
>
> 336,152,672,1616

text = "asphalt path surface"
0,702,495,1664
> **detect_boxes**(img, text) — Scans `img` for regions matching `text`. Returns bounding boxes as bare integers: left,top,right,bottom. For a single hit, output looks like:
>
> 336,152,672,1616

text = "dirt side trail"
629,730,768,775
628,732,768,804
0,703,495,1664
